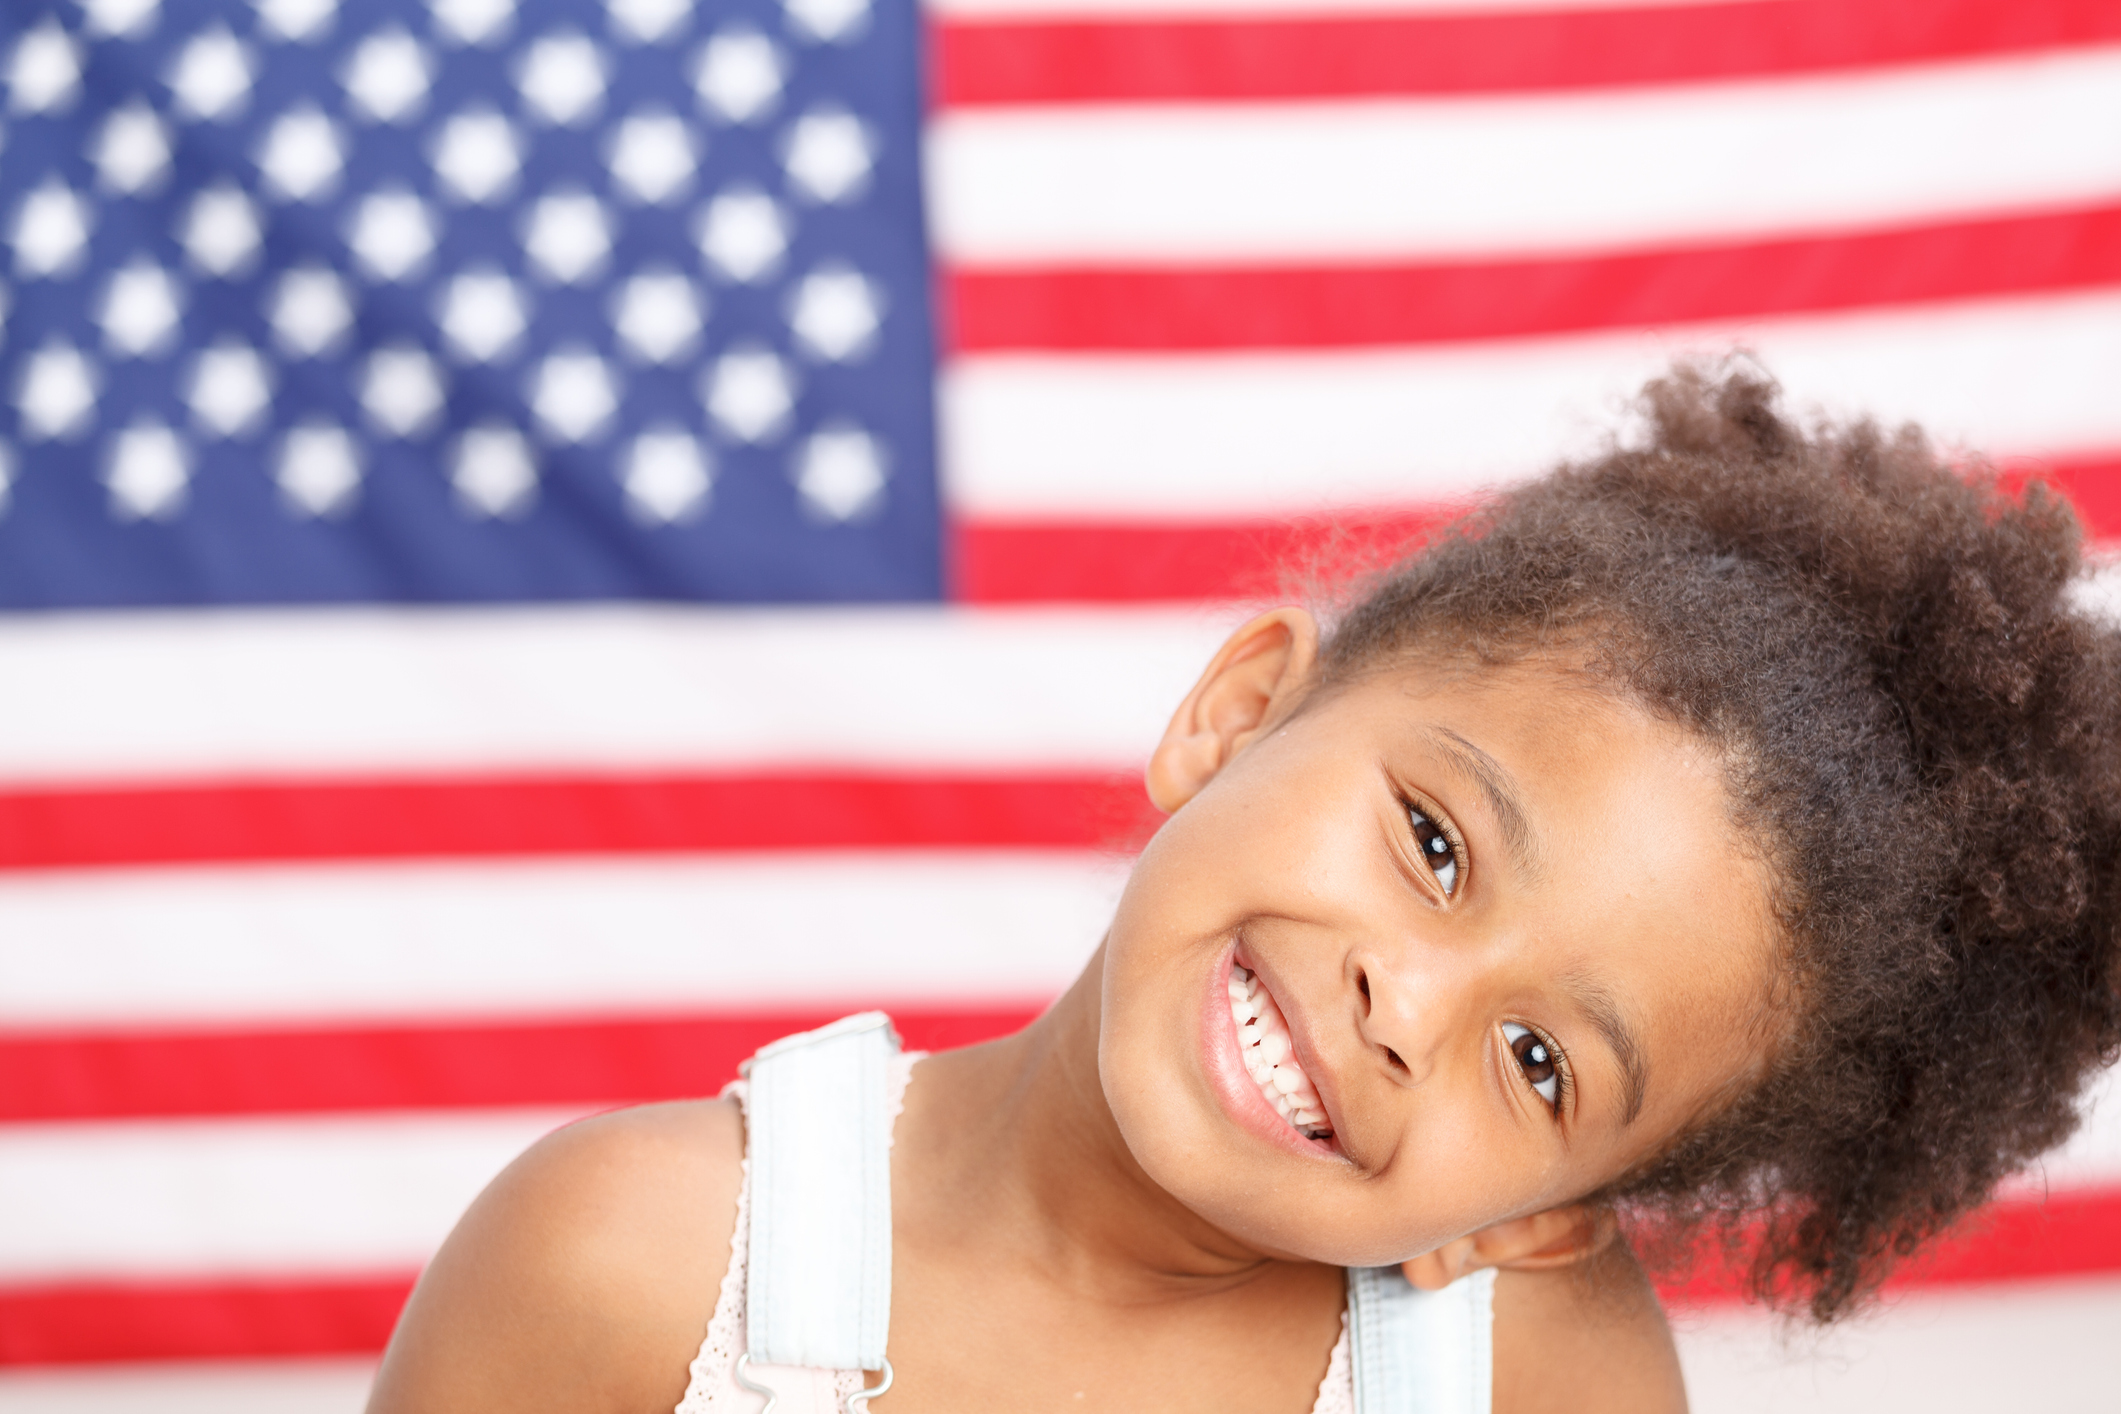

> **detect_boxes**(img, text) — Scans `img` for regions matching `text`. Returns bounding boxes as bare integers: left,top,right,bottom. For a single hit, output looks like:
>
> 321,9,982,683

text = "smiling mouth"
1227,965,1333,1141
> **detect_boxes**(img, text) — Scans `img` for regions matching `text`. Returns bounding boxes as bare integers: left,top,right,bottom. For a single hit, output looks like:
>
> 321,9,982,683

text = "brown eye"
1503,1022,1563,1110
1408,804,1460,895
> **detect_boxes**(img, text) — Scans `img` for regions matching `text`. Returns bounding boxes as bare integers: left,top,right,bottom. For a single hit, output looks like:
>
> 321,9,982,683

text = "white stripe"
942,287,2121,516
2008,1062,2121,1197
4,1064,2115,1283
929,48,2121,260
0,1360,375,1414
0,1109,563,1280
0,851,1118,1027
927,0,1750,16
0,606,1234,784
1675,1274,2121,1414
2071,560,2121,623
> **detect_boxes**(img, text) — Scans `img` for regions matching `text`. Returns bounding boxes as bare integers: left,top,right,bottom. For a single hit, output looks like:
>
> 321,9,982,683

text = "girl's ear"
1145,608,1320,814
1400,1206,1615,1291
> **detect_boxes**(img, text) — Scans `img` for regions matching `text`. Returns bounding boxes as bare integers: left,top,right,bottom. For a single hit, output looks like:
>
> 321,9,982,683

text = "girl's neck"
892,948,1325,1302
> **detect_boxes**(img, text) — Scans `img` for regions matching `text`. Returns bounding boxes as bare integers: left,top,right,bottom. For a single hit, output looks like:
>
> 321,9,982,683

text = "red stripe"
0,771,1158,870
0,1007,1041,1122
1906,1184,2121,1288
7,1184,2117,1365
2000,454,2121,540
0,1275,413,1364
1658,1182,2121,1306
945,205,2121,353
953,506,1464,604
955,458,2121,605
933,0,2121,106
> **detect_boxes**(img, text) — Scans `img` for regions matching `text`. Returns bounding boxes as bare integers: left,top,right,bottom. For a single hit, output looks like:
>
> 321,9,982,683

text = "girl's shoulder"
366,1097,745,1414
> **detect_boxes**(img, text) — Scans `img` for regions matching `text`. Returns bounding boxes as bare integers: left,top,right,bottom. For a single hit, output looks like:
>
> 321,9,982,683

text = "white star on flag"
167,26,254,123
268,268,356,358
431,109,524,204
91,103,173,194
360,345,447,437
698,189,789,283
517,32,606,126
705,345,796,443
528,348,619,442
791,422,887,522
695,27,785,124
621,426,714,524
104,420,190,518
613,271,705,364
450,424,539,518
342,28,434,124
17,342,99,439
7,20,83,114
276,423,364,517
788,265,883,364
184,341,274,438
12,181,94,278
98,262,185,356
257,108,348,203
438,269,531,364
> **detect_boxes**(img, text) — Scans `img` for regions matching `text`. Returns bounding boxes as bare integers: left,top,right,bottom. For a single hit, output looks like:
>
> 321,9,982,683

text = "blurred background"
1,0,2117,1408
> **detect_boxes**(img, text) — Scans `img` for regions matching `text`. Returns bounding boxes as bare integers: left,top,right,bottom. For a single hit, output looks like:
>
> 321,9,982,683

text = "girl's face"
1098,633,1779,1268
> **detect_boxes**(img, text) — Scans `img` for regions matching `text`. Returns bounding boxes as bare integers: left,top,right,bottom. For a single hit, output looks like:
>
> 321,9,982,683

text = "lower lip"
1202,947,1342,1159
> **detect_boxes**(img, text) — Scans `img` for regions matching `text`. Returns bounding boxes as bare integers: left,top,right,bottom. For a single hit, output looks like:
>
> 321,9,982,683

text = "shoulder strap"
1347,1265,1495,1414
741,1011,900,1374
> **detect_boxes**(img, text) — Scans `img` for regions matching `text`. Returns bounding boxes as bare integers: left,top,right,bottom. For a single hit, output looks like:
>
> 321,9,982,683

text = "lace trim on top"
673,1049,1355,1414
674,1149,750,1414
1312,1309,1355,1414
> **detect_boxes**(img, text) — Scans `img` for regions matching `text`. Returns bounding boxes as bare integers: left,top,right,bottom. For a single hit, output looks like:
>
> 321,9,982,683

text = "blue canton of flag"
0,0,942,607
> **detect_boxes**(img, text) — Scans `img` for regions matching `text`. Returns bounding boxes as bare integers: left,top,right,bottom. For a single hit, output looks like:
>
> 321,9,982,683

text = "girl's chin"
1152,1165,1391,1269
1103,1041,1409,1270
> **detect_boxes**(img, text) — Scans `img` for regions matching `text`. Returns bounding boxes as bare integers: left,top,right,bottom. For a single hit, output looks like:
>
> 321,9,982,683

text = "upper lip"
1234,945,1349,1152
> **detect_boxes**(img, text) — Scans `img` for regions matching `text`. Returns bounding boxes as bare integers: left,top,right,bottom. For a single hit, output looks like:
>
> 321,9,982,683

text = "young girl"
366,364,2121,1413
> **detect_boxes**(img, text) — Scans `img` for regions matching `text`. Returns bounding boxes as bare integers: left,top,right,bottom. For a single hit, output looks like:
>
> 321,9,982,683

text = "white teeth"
1227,965,1331,1140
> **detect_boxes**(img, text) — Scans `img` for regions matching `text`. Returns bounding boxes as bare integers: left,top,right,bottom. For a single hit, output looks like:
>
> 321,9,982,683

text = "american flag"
2,0,2119,1408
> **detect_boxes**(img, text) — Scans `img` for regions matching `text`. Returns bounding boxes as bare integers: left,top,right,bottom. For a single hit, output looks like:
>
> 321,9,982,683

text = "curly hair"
1319,361,2121,1321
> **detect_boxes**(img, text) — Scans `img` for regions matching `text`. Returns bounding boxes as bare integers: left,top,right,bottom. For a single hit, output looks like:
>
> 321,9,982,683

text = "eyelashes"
1404,797,1467,898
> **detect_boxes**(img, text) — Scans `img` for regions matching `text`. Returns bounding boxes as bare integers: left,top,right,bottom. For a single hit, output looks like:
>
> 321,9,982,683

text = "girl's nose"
1351,947,1476,1087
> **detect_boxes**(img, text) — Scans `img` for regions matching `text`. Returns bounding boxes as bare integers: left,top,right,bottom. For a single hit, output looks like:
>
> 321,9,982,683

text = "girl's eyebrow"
1561,972,1651,1127
1424,726,1542,881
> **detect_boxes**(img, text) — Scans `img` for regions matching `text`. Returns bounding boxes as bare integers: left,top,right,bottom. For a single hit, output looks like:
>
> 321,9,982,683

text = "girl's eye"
1407,803,1462,896
1502,1022,1564,1112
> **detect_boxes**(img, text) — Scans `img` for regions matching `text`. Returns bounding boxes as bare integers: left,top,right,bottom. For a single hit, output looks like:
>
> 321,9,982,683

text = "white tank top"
673,1049,1356,1414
